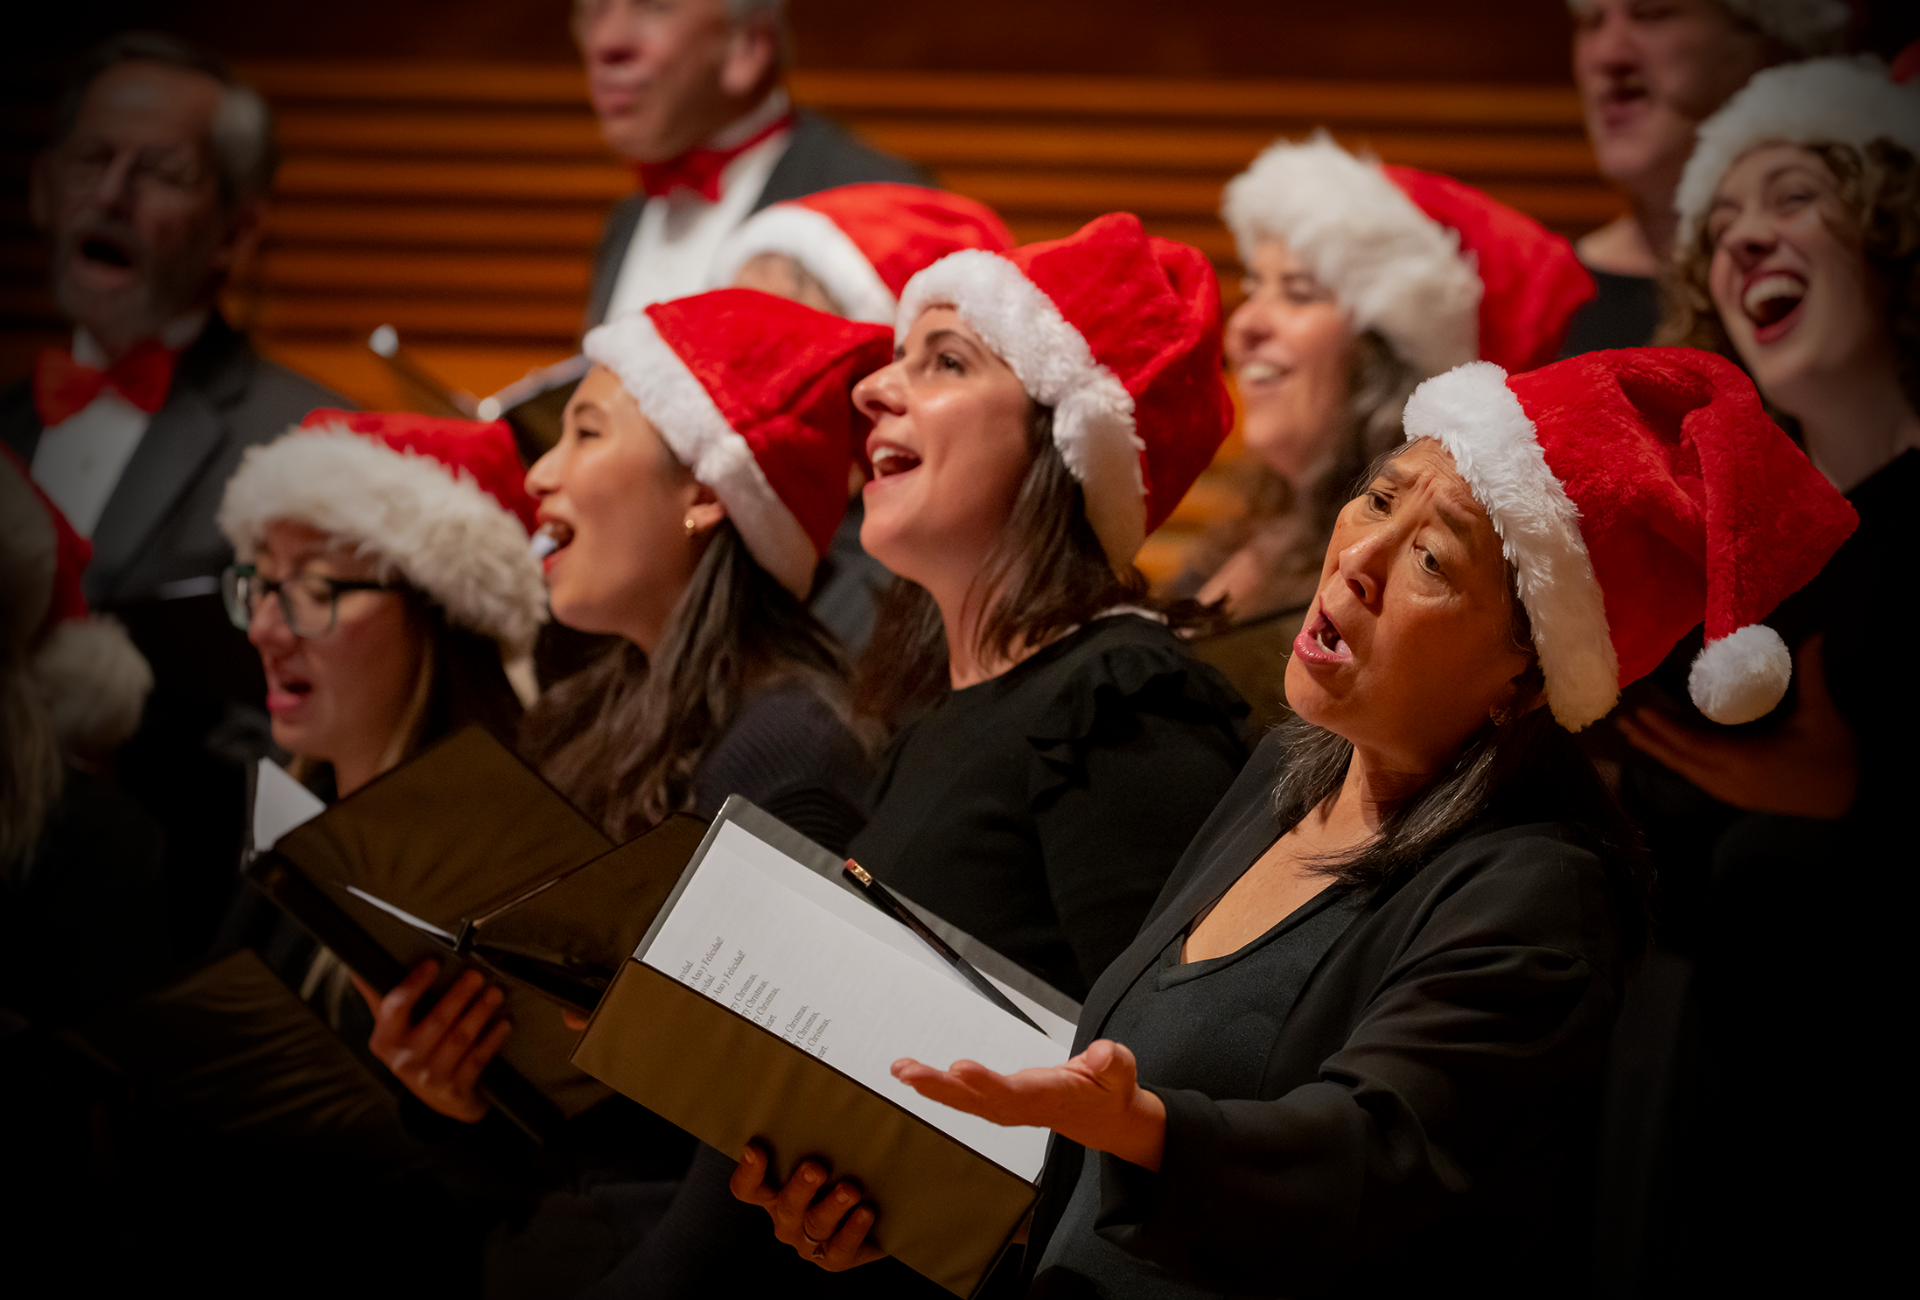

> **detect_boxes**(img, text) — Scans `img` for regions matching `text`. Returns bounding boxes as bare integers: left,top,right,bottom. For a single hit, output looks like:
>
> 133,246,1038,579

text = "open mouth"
79,235,134,269
533,520,574,568
1292,605,1353,667
266,674,313,715
1742,272,1806,337
868,442,922,480
1596,81,1649,128
1237,360,1289,388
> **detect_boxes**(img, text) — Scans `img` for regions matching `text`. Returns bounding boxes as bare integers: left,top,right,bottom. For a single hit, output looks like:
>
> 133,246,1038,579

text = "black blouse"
848,613,1249,999
1025,730,1633,1298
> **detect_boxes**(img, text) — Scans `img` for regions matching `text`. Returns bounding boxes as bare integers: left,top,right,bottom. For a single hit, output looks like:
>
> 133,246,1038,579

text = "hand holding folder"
573,798,1084,1298
244,726,707,1142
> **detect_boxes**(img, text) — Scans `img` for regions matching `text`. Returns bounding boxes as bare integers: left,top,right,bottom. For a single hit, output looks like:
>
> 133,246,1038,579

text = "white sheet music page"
639,820,1067,1180
253,758,326,856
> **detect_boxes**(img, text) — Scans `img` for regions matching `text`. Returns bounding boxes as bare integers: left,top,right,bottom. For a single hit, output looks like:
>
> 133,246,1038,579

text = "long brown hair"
1659,138,1920,421
520,521,846,839
851,403,1164,726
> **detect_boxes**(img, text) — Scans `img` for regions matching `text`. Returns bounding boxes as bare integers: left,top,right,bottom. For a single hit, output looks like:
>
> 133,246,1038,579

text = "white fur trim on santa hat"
585,313,819,598
1565,0,1849,57
895,249,1147,569
1402,362,1620,731
32,616,152,758
1688,623,1792,724
1676,58,1920,249
1221,132,1481,380
708,204,898,325
217,429,547,657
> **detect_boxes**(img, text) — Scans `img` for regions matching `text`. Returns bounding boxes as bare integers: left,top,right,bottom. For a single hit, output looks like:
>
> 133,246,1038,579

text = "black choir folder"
572,797,1083,1299
243,725,708,1143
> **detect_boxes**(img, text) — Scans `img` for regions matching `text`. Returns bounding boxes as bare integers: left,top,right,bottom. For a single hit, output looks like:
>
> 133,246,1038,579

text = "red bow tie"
33,339,178,427
634,111,794,202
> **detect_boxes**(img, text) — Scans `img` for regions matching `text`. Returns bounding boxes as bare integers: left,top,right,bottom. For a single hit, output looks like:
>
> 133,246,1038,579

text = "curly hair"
1659,138,1920,418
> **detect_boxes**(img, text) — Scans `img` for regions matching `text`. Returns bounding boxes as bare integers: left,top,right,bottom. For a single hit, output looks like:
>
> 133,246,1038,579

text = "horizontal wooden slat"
854,123,1599,175
252,249,591,295
235,63,1587,129
796,71,1587,127
248,296,585,341
241,62,592,106
275,111,609,157
274,158,631,202
264,205,607,250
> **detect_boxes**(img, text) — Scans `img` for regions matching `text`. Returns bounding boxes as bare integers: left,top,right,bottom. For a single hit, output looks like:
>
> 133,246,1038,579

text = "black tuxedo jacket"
1023,732,1632,1297
582,107,929,331
1,314,345,608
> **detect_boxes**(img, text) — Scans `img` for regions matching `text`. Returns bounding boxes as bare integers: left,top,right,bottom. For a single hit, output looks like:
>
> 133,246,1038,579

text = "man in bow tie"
579,0,928,328
4,32,341,605
1,33,343,958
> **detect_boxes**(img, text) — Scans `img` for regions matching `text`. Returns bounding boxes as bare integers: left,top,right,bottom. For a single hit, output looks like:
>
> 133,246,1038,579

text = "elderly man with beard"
1557,0,1850,354
2,33,342,959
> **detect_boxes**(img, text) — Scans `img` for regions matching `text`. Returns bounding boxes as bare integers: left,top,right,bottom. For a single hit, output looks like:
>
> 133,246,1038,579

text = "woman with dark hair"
842,212,1250,1002
1184,136,1594,728
360,291,890,1118
737,348,1856,1295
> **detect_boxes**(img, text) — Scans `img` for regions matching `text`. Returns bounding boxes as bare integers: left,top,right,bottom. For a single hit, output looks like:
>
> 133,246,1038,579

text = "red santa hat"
1,448,152,758
709,183,1015,325
584,289,894,597
1675,57,1920,252
218,411,548,662
1402,349,1857,731
894,212,1235,571
1222,133,1596,377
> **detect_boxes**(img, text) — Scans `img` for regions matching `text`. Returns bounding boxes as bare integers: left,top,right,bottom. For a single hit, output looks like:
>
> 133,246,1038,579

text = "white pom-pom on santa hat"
1401,349,1857,732
2,451,152,758
33,617,153,757
1675,58,1920,252
1688,623,1794,725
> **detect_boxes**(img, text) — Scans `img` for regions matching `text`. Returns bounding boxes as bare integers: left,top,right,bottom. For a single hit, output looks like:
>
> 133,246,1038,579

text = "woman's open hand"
892,1038,1167,1171
1619,634,1858,819
353,959,508,1123
729,1142,886,1271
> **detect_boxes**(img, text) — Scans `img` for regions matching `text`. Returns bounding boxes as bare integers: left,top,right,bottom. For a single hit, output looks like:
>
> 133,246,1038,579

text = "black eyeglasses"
222,564,395,639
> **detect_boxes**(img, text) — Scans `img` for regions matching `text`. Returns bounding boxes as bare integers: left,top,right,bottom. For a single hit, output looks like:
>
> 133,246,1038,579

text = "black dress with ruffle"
849,612,1250,1001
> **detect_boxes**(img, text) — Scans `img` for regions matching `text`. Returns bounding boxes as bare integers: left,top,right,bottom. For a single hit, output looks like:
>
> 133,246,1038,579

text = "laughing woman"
1628,59,1920,1286
740,349,1858,1295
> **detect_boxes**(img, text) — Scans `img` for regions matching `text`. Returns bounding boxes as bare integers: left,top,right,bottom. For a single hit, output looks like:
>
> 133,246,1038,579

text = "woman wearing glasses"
213,407,545,1023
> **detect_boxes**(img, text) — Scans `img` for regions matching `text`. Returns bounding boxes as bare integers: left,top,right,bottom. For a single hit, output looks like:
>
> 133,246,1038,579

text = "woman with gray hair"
1179,136,1594,728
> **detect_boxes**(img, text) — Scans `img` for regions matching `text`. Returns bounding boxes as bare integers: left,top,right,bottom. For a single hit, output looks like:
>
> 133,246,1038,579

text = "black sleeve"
1031,698,1247,992
1086,836,1623,1292
691,685,872,857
